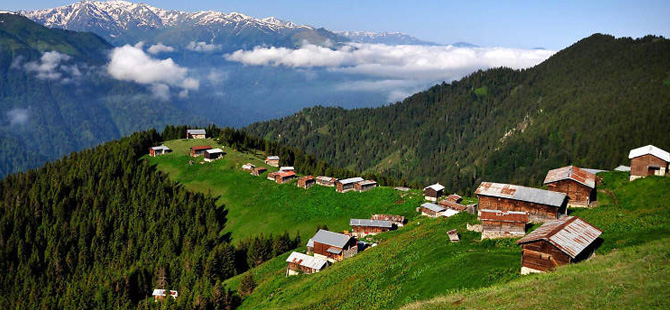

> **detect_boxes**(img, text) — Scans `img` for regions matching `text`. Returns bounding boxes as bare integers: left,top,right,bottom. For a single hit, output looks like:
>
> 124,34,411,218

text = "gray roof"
266,156,280,160
424,183,445,191
358,180,377,186
151,145,170,151
582,168,607,175
349,219,393,228
614,165,631,172
187,129,206,135
338,177,364,185
517,216,602,258
205,148,224,154
421,202,445,213
326,247,342,254
629,145,670,162
286,252,328,270
309,229,352,248
476,182,567,208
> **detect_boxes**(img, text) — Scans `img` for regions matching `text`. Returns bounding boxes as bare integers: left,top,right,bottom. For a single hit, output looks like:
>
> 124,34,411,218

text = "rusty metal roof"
480,209,529,223
543,166,596,189
298,175,315,181
286,252,328,270
277,171,296,178
446,194,462,202
475,182,567,208
628,145,670,162
438,199,467,211
517,216,602,258
349,219,393,228
371,214,405,223
190,145,212,151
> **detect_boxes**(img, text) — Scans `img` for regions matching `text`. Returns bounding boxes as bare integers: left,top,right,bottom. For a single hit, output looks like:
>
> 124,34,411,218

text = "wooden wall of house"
352,226,389,237
546,179,595,206
520,240,571,272
631,154,668,176
421,207,440,217
481,221,525,238
477,196,565,222
424,188,443,198
287,262,318,274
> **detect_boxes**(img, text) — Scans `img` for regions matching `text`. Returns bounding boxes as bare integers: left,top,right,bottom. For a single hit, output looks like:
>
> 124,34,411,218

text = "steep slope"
245,34,670,193
223,172,670,309
0,13,196,177
21,0,343,49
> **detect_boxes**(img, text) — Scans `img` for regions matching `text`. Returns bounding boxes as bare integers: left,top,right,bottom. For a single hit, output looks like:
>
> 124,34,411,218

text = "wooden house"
242,163,255,171
265,156,280,167
316,176,338,187
186,129,206,139
423,183,445,201
628,145,670,181
203,148,224,162
306,229,358,262
349,219,394,238
336,177,364,193
517,216,602,274
285,251,329,276
371,214,406,227
446,194,462,203
190,145,212,157
267,171,280,180
251,167,267,176
480,209,529,240
354,180,378,192
149,145,171,157
274,171,296,184
475,182,568,223
297,175,316,189
439,199,467,212
152,289,178,301
543,166,597,207
421,202,458,218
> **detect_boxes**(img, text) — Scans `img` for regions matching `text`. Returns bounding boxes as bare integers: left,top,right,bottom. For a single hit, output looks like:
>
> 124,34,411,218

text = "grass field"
223,171,670,309
146,139,424,241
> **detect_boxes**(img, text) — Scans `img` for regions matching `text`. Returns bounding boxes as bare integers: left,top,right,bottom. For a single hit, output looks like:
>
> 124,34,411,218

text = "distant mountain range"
333,31,440,45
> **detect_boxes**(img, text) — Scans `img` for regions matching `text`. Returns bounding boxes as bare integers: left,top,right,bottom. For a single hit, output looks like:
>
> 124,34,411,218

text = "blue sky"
4,0,669,49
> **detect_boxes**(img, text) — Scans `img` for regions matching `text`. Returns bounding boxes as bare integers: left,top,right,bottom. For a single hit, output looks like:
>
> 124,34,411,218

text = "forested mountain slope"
245,34,670,193
0,13,196,177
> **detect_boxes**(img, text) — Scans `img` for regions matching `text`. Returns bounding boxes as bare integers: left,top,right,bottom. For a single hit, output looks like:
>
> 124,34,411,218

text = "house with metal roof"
517,216,602,274
189,145,212,157
628,144,670,181
285,252,329,276
265,156,280,167
242,163,255,171
371,214,406,227
480,209,529,240
543,166,597,207
203,148,224,162
272,170,296,184
349,219,394,238
475,182,568,223
297,175,316,189
306,229,358,262
423,183,445,201
186,128,206,139
316,176,338,187
420,202,460,218
354,180,378,192
149,145,171,157
336,177,364,193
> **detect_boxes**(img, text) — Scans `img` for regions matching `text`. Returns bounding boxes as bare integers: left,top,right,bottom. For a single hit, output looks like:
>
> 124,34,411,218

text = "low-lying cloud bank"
225,43,556,81
107,43,199,100
23,51,81,80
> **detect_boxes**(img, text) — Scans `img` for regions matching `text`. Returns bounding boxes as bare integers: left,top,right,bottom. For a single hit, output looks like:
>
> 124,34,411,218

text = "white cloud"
6,108,29,126
107,43,199,99
186,41,222,52
147,43,175,54
225,43,556,80
24,51,73,80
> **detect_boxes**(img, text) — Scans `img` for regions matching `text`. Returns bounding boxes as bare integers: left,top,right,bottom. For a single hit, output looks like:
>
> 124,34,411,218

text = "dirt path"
598,189,618,205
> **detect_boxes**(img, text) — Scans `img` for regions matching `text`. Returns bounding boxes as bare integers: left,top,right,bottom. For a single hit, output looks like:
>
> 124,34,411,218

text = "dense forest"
0,129,303,309
246,34,670,194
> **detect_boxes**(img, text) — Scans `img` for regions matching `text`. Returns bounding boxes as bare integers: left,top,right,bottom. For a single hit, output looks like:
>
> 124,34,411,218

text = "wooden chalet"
544,166,597,207
149,145,171,157
316,176,338,187
423,183,445,201
446,194,463,203
152,289,178,301
371,214,406,227
354,180,378,192
439,199,467,212
242,163,255,171
285,251,329,276
251,167,267,176
190,145,212,157
203,148,224,162
628,145,670,181
517,216,602,274
265,156,280,167
421,202,458,218
307,229,358,262
297,175,316,189
479,209,529,240
336,177,364,193
349,219,394,238
273,170,296,184
186,129,206,139
475,182,568,223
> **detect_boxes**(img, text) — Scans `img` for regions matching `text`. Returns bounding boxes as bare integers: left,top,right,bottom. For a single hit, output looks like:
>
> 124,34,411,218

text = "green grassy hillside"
147,139,424,241
226,172,670,309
